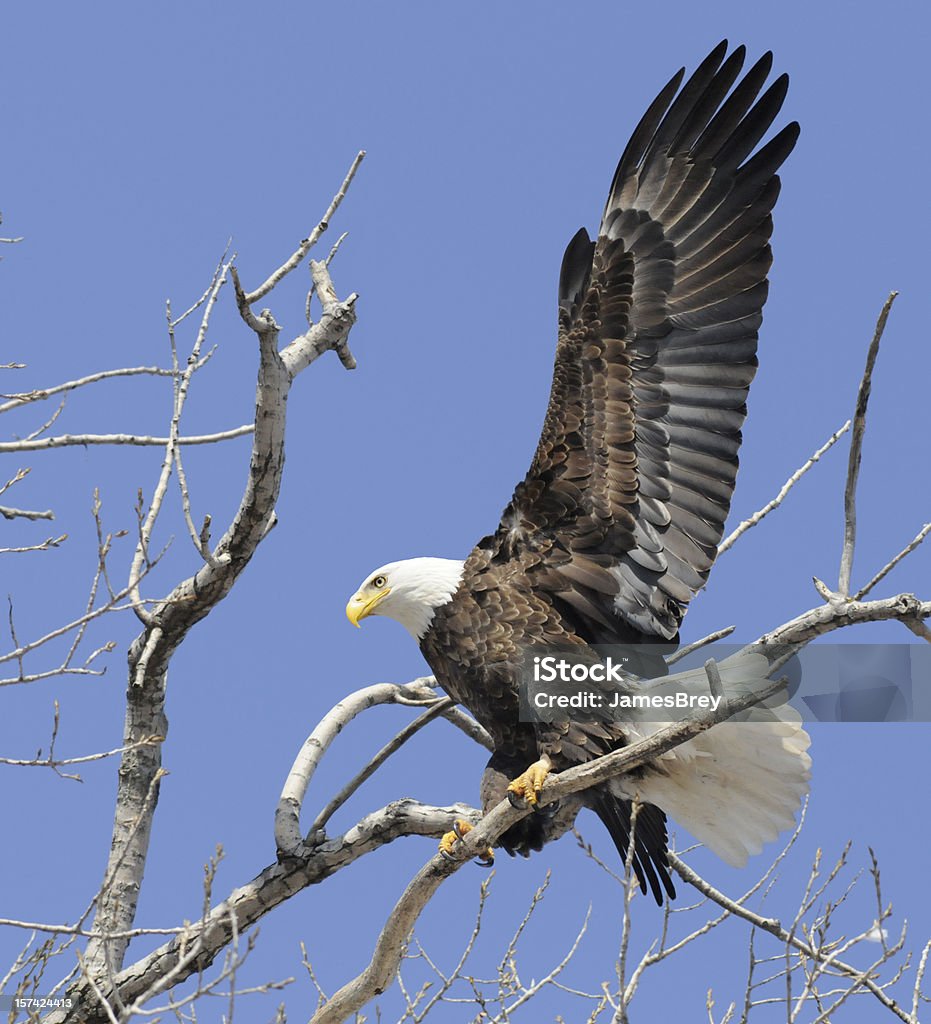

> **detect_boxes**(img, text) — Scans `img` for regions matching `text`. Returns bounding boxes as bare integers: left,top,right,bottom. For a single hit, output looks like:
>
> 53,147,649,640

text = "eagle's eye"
372,575,387,589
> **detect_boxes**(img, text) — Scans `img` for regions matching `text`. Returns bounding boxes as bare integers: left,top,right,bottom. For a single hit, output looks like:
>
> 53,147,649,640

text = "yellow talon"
439,819,494,866
507,757,552,808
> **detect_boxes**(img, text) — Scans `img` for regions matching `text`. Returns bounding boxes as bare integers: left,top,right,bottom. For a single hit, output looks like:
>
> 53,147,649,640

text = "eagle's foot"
439,819,494,866
507,757,551,808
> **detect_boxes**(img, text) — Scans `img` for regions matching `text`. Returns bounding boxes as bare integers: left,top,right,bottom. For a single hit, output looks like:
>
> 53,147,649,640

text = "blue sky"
2,2,929,1020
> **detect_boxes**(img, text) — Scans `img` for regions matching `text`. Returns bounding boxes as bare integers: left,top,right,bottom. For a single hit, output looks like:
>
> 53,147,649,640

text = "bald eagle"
347,41,811,903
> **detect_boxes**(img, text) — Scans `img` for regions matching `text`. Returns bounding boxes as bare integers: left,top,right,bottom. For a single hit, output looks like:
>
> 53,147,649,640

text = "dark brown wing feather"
482,40,798,641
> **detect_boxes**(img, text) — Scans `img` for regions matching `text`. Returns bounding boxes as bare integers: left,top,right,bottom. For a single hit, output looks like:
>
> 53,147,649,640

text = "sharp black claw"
507,790,527,809
537,798,560,818
440,848,456,863
476,854,495,868
453,820,470,840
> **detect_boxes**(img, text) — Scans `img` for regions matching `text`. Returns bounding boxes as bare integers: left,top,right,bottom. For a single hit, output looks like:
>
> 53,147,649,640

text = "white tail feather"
612,652,812,867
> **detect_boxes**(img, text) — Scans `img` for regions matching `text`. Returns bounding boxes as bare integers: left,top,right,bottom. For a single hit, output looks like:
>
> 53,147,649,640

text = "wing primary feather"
714,74,791,170
668,45,746,153
640,40,730,163
737,121,801,183
693,50,775,159
605,68,686,211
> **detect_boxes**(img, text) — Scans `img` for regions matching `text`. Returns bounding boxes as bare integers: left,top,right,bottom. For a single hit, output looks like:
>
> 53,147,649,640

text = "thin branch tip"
838,291,899,596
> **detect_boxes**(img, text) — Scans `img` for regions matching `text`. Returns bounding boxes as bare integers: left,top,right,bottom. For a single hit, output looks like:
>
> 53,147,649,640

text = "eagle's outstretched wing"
484,41,799,641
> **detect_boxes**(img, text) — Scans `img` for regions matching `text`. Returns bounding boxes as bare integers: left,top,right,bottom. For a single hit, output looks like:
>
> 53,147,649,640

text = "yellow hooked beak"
346,587,391,627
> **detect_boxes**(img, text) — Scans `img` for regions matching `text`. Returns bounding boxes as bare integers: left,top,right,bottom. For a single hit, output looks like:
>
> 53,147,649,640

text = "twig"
0,534,67,554
311,697,456,835
718,421,851,555
167,267,228,568
22,397,66,441
913,939,931,1019
325,231,349,266
667,626,735,665
838,292,898,595
0,666,106,686
854,523,931,600
615,800,642,1023
169,240,232,328
0,503,54,521
0,426,254,452
7,596,23,680
0,466,30,497
0,738,161,773
0,917,185,939
244,151,365,305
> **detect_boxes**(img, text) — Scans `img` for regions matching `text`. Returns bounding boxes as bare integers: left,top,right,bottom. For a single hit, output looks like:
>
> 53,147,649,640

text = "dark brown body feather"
420,42,798,904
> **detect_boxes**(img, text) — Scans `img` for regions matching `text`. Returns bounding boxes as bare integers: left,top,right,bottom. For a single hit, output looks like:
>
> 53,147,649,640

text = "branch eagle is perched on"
347,41,810,904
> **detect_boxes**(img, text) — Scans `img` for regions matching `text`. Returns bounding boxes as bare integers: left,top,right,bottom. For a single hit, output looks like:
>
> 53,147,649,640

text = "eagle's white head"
346,557,465,641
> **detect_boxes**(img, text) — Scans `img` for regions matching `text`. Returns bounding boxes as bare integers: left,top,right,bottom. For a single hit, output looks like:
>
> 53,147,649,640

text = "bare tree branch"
243,151,365,305
838,292,898,596
0,366,190,414
854,522,931,601
0,735,162,776
0,533,67,554
667,626,736,665
0,503,54,521
0,426,254,453
761,591,930,646
718,421,851,556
